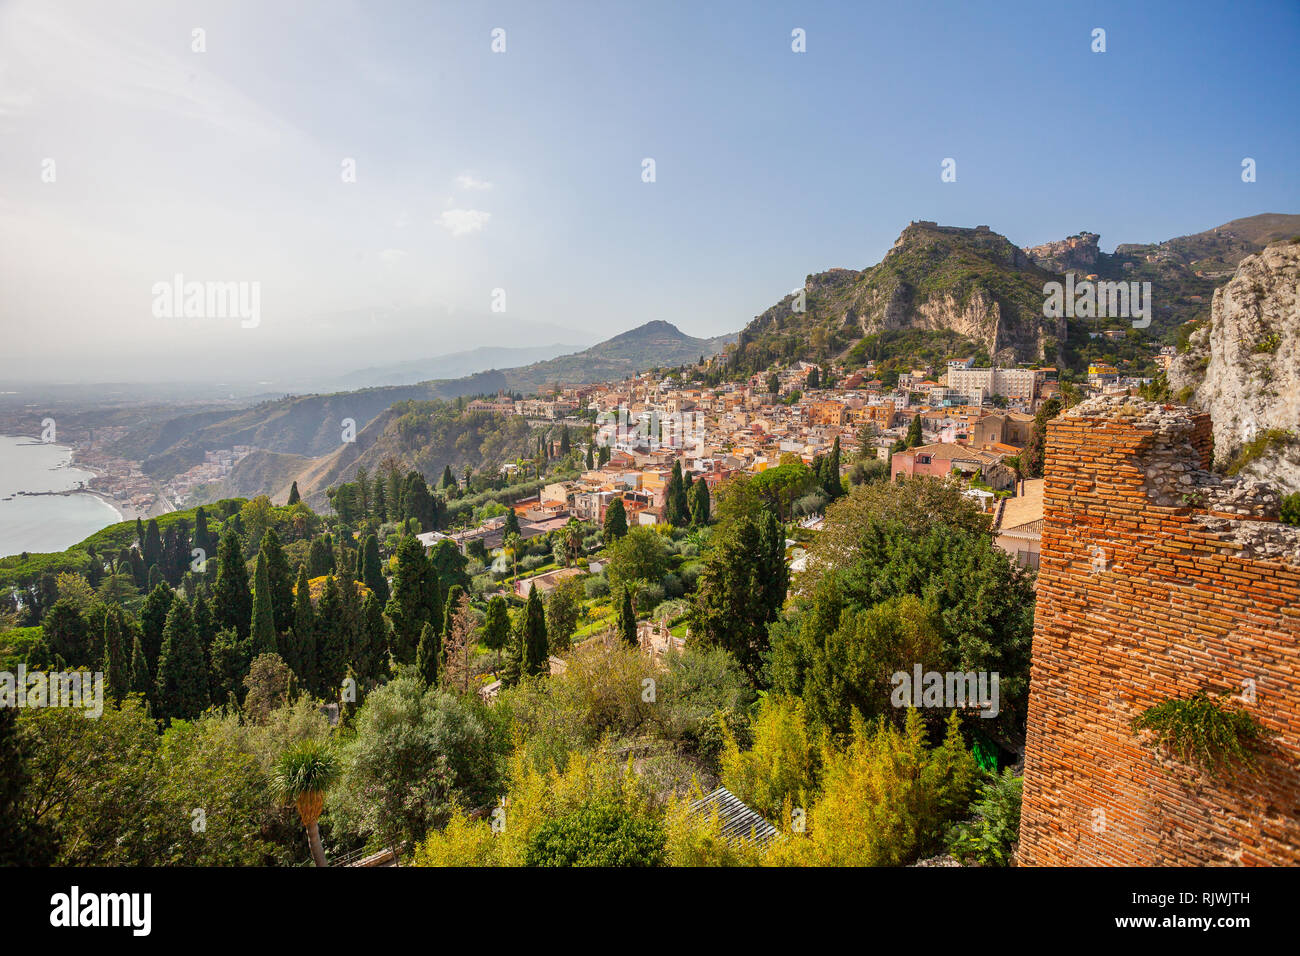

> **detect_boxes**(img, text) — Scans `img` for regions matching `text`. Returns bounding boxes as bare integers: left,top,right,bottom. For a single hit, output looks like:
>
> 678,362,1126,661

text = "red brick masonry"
1019,397,1300,865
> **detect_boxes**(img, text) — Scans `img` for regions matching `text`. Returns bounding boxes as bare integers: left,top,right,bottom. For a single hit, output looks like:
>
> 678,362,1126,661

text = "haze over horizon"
1,0,1297,385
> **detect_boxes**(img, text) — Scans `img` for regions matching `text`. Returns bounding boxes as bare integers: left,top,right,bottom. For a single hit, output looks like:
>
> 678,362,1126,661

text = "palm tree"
270,739,340,867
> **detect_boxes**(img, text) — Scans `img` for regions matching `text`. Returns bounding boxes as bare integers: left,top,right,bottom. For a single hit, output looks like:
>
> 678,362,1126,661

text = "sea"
0,435,123,558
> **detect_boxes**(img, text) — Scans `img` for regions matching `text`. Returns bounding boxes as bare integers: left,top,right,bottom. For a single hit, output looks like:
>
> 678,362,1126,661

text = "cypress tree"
147,564,162,591
291,565,316,692
260,528,295,634
373,478,387,522
586,444,594,470
250,551,278,657
128,635,152,699
337,571,364,671
520,584,549,677
306,536,334,578
689,476,711,526
403,472,437,530
616,585,638,647
441,585,464,642
603,497,628,543
359,534,389,604
559,426,570,456
384,536,434,664
192,592,217,666
359,591,388,683
287,481,301,506
213,530,252,639
207,626,250,707
441,464,455,489
102,608,129,703
135,517,146,551
906,413,923,449
143,519,163,573
192,506,211,563
415,622,440,687
825,436,844,499
504,508,521,538
155,600,209,721
140,582,174,678
315,575,346,699
482,594,510,667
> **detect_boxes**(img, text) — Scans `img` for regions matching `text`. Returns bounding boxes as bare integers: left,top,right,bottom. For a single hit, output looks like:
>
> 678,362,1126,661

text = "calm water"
0,435,122,558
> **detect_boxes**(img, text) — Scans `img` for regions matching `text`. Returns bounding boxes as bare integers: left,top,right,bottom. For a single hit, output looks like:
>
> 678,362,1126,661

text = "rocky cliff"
1168,240,1300,491
1023,232,1100,273
731,221,1065,374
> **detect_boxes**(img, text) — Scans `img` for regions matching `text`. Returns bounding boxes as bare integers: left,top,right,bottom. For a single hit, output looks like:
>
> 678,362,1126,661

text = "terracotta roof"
994,479,1044,533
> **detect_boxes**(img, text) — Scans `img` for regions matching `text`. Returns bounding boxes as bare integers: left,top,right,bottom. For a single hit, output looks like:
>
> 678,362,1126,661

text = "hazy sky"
1,0,1297,384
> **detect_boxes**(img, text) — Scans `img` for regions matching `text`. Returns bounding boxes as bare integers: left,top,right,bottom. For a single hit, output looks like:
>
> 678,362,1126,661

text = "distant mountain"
110,371,508,482
502,321,735,392
331,343,581,390
109,321,733,486
1113,213,1300,275
730,221,1065,375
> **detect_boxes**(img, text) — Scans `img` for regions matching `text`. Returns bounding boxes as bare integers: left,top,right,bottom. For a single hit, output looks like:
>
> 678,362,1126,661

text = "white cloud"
455,173,492,191
377,248,408,263
438,208,491,237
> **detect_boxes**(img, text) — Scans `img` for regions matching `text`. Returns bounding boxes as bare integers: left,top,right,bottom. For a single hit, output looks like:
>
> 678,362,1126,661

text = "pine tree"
689,476,711,526
359,534,389,604
616,585,638,647
250,551,278,657
520,584,549,677
155,600,210,721
102,608,129,703
213,530,252,639
373,477,387,522
603,497,628,543
415,622,440,687
287,481,301,505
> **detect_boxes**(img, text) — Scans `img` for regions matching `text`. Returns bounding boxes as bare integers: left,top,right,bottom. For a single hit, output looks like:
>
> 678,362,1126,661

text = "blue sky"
1,0,1297,382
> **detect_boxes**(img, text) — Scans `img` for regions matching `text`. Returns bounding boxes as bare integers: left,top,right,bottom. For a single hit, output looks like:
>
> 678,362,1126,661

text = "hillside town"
442,354,1127,575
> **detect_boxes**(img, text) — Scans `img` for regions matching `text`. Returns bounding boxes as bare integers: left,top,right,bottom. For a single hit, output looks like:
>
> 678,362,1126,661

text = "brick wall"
1019,397,1300,865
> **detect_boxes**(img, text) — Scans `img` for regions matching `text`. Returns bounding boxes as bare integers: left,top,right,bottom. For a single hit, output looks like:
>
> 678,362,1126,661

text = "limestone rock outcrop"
1169,240,1300,491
